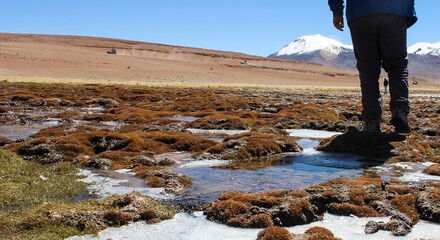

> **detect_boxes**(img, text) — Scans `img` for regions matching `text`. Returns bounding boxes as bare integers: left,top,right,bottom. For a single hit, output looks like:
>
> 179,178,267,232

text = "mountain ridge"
269,34,440,82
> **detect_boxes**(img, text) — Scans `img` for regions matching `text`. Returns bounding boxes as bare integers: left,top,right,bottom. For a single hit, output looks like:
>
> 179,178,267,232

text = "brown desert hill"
0,32,438,89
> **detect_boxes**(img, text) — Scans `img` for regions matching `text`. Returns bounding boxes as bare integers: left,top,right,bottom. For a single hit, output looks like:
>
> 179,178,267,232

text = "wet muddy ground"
0,82,439,239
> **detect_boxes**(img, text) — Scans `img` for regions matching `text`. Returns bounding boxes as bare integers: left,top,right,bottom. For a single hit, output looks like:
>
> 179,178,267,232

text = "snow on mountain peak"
273,34,440,61
408,42,440,56
276,34,353,57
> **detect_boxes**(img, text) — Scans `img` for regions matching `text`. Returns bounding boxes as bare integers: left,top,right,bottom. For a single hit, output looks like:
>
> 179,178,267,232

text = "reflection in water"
167,115,199,123
81,107,106,114
0,121,59,140
172,139,382,204
0,120,120,140
0,107,121,141
186,128,250,136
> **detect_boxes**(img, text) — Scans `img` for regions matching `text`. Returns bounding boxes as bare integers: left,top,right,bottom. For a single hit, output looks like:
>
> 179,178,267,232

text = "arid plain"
2,33,439,89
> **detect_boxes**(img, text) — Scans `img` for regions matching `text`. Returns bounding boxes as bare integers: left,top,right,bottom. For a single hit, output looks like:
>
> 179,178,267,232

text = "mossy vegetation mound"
7,130,216,170
0,149,87,211
256,225,342,240
0,150,176,239
194,131,302,170
205,177,438,236
423,164,440,176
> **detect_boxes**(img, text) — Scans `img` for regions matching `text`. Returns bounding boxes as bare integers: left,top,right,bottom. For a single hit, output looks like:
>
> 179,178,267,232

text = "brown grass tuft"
391,195,419,223
219,191,242,200
226,216,249,227
0,106,9,113
190,114,251,130
220,193,283,208
146,176,167,188
261,190,289,198
177,175,192,189
140,209,157,221
257,226,293,240
207,143,227,154
423,164,440,176
250,213,273,228
51,110,81,119
287,190,309,198
103,210,134,226
305,226,341,240
205,200,250,223
328,203,381,217
386,185,415,195
348,188,367,205
324,177,382,187
0,137,13,146
289,199,314,216
107,107,155,124
132,166,163,179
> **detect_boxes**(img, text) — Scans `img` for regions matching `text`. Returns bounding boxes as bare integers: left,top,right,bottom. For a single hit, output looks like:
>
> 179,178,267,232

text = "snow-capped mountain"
269,34,356,69
408,42,440,56
269,35,440,81
274,34,353,59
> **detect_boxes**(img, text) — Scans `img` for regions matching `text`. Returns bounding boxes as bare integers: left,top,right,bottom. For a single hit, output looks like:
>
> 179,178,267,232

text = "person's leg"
349,17,382,132
379,15,411,133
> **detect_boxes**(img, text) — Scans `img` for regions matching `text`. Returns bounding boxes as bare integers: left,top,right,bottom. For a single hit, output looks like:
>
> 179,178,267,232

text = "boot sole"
391,118,411,133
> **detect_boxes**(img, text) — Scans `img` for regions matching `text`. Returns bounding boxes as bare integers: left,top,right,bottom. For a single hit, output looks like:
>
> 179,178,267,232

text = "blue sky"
1,0,438,56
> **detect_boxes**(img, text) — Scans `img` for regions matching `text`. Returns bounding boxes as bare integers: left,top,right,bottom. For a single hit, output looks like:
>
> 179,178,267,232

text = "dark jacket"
328,0,418,28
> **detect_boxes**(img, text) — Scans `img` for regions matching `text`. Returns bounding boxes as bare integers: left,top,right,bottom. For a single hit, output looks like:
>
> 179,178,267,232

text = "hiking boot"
361,119,381,133
391,108,411,133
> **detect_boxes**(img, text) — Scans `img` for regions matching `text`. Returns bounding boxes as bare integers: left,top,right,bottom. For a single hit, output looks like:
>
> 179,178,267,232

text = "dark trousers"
349,15,410,122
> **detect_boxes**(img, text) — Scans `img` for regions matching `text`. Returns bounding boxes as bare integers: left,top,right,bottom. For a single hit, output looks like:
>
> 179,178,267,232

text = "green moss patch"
0,150,176,240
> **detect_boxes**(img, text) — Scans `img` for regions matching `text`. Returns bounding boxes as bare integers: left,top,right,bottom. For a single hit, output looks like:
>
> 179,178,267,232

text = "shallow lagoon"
77,130,380,205
173,138,378,204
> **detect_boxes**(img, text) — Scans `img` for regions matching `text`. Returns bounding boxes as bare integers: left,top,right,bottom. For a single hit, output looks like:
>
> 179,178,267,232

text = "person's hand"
333,16,344,31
